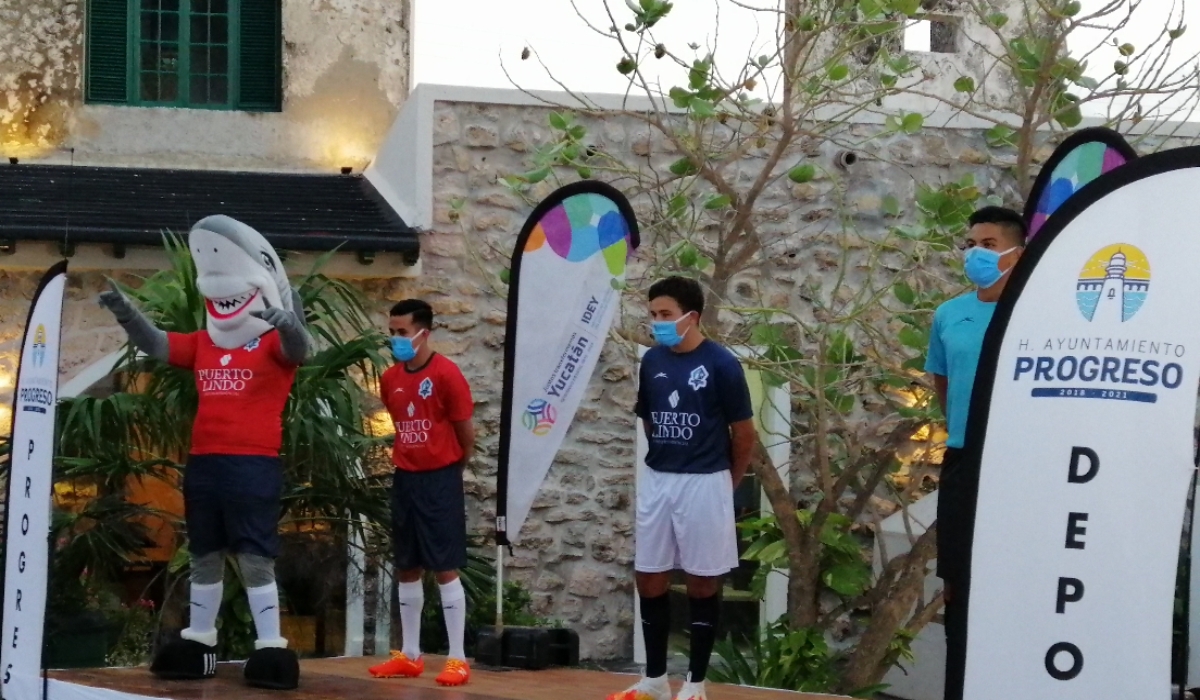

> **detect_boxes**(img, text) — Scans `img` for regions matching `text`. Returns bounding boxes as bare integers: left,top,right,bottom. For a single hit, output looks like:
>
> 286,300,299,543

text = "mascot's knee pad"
237,552,277,588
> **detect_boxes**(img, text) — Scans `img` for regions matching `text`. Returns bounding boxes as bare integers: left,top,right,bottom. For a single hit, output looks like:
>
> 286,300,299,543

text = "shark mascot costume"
98,215,308,690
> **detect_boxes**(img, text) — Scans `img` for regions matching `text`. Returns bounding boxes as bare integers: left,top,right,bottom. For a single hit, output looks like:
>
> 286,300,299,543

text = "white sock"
398,580,424,659
180,581,223,647
246,583,287,649
439,578,467,661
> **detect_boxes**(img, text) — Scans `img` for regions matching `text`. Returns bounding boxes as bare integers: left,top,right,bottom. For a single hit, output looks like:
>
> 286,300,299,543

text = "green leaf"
499,268,511,284
617,57,637,75
669,157,699,176
898,326,926,349
880,73,897,88
901,112,924,134
669,87,693,108
1170,25,1187,40
524,166,551,184
953,76,975,93
667,194,688,218
987,12,1009,28
689,97,716,118
576,166,593,179
788,163,816,183
985,124,1017,149
892,282,916,305
882,195,900,217
548,112,569,130
704,194,732,209
826,64,850,81
1118,42,1135,57
827,332,856,365
689,58,712,90
1063,0,1081,17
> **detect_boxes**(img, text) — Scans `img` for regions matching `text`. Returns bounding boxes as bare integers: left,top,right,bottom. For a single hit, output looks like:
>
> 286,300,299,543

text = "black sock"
640,593,670,678
687,594,720,683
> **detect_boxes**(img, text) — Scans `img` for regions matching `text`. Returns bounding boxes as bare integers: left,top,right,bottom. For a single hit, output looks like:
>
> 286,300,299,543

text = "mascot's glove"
98,280,138,324
97,279,169,361
251,299,310,365
250,305,300,331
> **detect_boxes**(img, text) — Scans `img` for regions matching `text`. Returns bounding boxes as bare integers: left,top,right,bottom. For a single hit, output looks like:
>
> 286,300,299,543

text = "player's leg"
672,471,740,700
370,468,427,679
607,468,675,700
151,455,223,680
224,455,299,690
416,465,470,686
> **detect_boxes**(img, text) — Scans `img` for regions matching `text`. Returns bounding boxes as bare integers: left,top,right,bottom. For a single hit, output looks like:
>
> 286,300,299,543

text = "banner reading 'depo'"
1,261,66,698
496,182,639,545
960,142,1200,699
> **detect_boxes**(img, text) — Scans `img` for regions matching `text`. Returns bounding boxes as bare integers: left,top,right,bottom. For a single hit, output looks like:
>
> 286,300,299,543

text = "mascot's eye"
260,251,276,271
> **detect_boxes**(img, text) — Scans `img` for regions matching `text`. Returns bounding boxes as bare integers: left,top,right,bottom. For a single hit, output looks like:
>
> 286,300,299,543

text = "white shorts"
635,468,740,577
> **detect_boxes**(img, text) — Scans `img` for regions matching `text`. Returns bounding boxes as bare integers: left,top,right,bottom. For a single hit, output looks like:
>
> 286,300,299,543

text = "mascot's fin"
1024,127,1138,241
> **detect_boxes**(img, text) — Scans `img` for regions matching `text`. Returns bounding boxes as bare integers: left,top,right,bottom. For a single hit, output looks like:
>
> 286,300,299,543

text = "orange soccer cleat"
368,651,425,678
605,675,671,700
435,658,471,686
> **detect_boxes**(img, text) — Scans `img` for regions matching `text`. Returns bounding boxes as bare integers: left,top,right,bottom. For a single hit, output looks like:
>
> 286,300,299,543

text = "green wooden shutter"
86,0,130,103
237,0,282,111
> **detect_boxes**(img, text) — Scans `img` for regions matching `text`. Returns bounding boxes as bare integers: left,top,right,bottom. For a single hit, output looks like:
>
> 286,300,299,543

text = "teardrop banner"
957,136,1200,698
495,181,640,546
0,261,67,700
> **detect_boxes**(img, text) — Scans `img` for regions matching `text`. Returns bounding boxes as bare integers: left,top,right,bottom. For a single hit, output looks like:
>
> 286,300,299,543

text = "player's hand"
250,298,298,330
98,278,137,324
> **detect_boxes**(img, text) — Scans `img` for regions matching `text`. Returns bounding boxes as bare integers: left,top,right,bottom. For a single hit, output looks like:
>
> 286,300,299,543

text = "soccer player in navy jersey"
608,277,756,700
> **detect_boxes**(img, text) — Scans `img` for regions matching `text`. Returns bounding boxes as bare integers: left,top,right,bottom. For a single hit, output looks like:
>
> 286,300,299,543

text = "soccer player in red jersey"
368,299,476,687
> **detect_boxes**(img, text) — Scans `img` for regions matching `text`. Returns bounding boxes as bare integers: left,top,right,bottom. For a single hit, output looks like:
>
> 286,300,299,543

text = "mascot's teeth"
211,292,254,313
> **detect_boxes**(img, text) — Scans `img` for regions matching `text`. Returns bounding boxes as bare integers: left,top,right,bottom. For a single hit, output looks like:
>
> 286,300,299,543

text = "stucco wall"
0,0,411,171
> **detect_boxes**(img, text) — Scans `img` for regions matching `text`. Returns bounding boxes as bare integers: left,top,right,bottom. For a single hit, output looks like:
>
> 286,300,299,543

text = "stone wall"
0,0,411,171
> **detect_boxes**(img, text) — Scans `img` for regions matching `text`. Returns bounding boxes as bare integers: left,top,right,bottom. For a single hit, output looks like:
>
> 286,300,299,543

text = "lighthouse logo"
1075,243,1150,323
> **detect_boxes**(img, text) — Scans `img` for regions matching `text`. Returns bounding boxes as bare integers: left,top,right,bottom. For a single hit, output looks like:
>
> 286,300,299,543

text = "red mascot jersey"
380,354,473,472
168,330,298,456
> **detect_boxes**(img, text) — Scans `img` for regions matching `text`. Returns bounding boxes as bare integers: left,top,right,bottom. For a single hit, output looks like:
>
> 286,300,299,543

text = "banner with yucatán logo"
957,138,1200,699
1,261,66,698
496,182,639,545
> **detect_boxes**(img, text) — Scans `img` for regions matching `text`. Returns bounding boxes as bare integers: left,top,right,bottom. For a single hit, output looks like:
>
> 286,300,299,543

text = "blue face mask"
963,246,1018,289
651,313,694,348
390,330,426,362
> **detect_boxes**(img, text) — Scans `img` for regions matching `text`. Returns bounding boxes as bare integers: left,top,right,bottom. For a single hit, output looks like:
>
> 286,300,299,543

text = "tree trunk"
837,525,940,694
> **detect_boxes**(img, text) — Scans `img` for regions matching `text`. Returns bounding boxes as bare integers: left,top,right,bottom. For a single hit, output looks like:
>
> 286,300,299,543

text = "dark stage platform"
49,655,848,699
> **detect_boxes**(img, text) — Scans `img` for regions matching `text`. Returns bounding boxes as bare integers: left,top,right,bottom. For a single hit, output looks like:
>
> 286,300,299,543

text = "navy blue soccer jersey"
636,339,754,474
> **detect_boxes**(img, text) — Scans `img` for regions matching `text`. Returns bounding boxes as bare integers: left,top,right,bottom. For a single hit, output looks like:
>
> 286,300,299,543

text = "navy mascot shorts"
183,454,284,559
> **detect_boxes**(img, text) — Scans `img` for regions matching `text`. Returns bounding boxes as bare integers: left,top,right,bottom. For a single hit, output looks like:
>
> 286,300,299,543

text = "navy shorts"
183,454,283,559
391,464,467,572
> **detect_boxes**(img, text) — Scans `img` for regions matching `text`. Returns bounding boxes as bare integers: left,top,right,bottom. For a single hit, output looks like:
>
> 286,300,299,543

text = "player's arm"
453,419,476,466
931,374,949,415
729,419,756,489
925,308,948,414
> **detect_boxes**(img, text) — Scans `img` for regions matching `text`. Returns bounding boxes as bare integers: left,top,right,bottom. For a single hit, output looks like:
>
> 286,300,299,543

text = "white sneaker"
674,680,707,700
606,674,671,700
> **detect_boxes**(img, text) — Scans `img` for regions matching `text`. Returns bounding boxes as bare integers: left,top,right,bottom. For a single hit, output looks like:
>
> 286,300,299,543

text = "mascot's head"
189,215,292,350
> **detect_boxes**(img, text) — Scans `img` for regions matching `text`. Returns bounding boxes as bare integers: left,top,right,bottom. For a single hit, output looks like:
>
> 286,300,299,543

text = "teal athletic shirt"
925,292,997,449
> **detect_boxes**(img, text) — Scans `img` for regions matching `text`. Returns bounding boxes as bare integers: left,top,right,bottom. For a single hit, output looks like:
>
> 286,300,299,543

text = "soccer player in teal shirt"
926,206,1025,700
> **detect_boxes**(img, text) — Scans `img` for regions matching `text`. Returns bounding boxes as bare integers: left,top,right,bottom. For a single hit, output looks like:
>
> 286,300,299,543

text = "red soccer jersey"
168,330,298,456
380,354,474,472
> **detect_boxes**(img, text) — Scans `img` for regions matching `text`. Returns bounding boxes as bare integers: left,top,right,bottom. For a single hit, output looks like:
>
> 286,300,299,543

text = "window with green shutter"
85,0,281,111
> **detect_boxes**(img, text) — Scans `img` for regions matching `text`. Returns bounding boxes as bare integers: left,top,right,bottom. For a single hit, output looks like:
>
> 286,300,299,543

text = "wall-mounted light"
341,166,353,175
0,240,16,255
357,250,376,265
